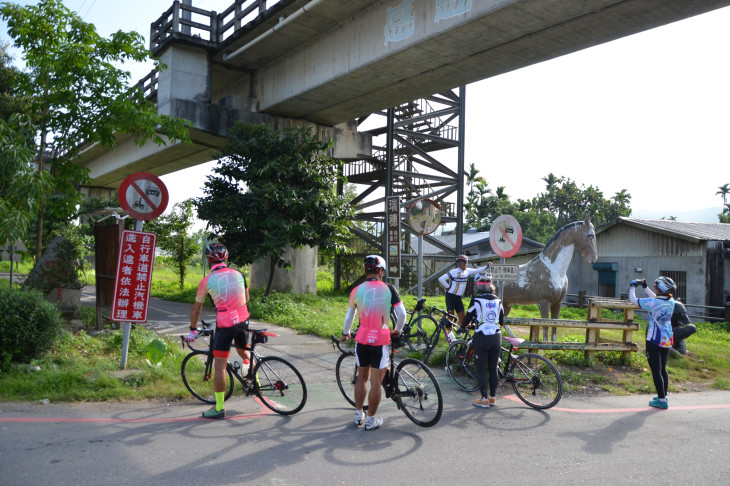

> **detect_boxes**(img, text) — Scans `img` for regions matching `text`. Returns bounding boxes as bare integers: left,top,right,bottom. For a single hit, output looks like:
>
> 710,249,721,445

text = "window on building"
660,270,686,301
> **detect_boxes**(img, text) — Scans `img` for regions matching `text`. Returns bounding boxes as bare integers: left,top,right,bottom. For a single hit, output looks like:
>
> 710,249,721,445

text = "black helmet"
654,276,677,295
205,242,228,264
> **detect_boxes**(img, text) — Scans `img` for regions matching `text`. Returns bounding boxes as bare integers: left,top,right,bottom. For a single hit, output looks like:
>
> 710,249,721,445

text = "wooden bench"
504,298,640,363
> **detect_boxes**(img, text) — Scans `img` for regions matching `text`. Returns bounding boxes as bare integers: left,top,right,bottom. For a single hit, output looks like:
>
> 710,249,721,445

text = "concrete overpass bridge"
76,0,730,291
79,0,730,190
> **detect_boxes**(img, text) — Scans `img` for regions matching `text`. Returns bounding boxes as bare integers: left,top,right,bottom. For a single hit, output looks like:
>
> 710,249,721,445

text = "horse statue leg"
537,300,552,341
549,300,562,342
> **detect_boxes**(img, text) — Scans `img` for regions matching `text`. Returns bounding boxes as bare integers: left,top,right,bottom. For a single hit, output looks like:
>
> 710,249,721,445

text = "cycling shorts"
212,321,249,358
354,342,389,370
445,292,465,314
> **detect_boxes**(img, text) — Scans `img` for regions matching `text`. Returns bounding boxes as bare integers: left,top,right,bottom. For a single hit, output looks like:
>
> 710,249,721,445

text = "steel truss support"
338,87,466,294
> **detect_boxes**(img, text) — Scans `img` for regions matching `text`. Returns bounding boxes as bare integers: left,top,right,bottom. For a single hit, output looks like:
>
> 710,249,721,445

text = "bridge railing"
134,69,159,101
149,1,283,50
150,1,221,49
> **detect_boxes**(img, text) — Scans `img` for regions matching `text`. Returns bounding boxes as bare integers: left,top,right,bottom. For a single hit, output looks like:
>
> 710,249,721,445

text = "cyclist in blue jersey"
340,255,406,430
629,276,676,410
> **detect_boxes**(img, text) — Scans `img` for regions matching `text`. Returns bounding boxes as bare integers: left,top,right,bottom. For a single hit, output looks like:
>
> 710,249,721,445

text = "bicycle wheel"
446,340,479,392
509,353,563,409
181,350,234,404
404,315,436,352
335,352,359,407
254,356,307,415
395,358,443,427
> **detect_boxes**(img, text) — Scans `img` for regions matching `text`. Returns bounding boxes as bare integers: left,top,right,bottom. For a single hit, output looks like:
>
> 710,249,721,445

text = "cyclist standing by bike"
462,274,504,408
188,242,251,420
438,255,490,335
340,255,406,430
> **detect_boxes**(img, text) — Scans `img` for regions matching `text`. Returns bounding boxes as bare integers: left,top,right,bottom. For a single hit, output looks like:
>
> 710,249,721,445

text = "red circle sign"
118,172,169,221
490,215,522,258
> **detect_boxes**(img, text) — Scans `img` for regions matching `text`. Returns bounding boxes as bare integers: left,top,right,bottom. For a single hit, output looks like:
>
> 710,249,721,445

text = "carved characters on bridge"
435,0,473,22
385,0,415,46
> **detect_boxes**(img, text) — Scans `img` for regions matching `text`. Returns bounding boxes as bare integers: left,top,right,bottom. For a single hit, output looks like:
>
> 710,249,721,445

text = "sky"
2,0,728,224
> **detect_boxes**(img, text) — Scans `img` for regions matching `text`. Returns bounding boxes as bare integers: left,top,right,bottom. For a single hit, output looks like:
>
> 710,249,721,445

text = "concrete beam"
78,96,371,189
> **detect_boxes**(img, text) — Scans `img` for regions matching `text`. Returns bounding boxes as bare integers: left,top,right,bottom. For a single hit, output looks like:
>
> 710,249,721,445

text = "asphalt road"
2,283,730,484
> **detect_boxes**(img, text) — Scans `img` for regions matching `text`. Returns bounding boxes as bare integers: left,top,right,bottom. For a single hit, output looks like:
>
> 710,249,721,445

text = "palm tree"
716,184,730,207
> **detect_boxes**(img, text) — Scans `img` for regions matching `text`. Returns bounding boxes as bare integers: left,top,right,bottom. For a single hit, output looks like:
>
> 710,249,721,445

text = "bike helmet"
364,255,386,273
654,276,677,295
205,242,228,264
474,273,494,294
456,254,468,263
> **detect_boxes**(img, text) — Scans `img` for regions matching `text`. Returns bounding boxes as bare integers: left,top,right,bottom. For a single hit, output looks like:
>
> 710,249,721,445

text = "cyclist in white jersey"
438,255,489,330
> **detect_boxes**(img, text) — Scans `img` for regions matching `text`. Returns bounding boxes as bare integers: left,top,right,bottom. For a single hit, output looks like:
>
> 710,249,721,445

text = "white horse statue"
500,213,598,341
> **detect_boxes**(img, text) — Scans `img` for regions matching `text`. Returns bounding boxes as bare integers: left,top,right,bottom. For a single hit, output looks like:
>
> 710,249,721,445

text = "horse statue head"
540,212,598,267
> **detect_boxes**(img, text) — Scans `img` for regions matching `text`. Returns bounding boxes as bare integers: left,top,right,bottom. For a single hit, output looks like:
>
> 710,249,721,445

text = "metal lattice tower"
337,87,466,294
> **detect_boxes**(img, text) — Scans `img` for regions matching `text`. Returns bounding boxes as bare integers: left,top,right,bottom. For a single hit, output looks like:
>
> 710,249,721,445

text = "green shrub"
0,287,65,369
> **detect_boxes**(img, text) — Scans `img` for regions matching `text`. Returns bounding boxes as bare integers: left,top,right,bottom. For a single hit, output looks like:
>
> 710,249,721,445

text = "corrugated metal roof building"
566,217,730,317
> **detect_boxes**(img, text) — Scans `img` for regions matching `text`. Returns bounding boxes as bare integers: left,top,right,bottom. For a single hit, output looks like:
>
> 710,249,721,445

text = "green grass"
0,327,198,402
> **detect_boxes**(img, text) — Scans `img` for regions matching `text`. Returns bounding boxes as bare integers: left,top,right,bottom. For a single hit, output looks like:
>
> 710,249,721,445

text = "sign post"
116,173,168,368
406,198,442,300
386,196,401,281
490,215,523,337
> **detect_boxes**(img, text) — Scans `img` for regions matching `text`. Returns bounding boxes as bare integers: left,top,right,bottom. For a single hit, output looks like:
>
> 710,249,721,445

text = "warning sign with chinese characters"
111,230,157,322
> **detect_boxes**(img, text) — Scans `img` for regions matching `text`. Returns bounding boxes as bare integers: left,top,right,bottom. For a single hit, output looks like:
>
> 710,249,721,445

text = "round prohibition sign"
490,214,522,258
118,172,169,221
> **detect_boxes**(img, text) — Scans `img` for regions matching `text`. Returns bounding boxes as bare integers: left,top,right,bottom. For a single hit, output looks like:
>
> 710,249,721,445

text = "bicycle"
418,305,459,365
390,298,436,352
445,328,563,409
330,333,443,427
180,320,307,415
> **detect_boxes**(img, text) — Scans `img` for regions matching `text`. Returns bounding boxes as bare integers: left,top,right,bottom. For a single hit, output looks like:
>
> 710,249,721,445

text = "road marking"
503,394,730,413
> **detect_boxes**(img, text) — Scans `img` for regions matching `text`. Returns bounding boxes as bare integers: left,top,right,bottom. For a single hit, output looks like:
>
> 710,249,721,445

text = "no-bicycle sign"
490,215,522,258
118,172,169,221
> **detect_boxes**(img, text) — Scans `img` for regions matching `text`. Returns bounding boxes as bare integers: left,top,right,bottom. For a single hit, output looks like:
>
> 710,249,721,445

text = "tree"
145,200,200,289
1,0,190,261
466,167,632,243
716,183,730,208
195,123,354,301
0,42,41,248
717,184,730,223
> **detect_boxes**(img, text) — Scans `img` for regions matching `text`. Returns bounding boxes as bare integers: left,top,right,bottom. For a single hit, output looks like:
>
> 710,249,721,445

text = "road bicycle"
418,305,459,365
445,328,563,409
330,334,443,427
180,320,307,415
390,298,436,352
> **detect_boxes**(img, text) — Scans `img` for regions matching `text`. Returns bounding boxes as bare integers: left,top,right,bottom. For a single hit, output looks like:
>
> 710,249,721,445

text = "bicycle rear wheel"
253,356,307,415
509,353,563,409
395,358,443,427
181,350,234,404
404,315,436,352
445,340,478,392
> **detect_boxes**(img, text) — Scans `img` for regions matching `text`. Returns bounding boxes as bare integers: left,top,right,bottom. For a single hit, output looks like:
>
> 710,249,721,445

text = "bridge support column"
157,44,211,117
249,246,318,295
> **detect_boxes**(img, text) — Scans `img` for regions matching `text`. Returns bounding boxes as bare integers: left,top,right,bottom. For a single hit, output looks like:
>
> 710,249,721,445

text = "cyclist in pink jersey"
188,242,250,420
340,255,406,430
